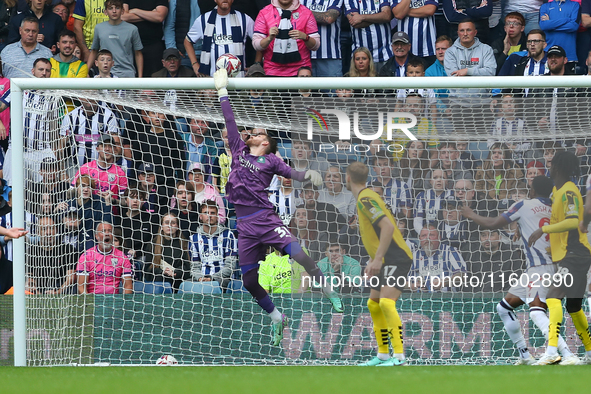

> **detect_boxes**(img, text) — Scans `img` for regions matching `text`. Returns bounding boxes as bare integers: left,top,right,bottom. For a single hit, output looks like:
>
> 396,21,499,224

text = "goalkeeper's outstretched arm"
214,69,243,157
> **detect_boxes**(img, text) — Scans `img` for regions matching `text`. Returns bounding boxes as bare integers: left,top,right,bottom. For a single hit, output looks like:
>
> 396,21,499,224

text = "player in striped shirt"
77,221,133,294
301,0,343,77
185,0,254,77
392,0,438,60
345,0,393,66
463,175,578,365
189,201,237,290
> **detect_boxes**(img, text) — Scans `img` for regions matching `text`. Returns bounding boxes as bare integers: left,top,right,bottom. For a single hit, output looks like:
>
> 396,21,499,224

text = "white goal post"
9,75,590,366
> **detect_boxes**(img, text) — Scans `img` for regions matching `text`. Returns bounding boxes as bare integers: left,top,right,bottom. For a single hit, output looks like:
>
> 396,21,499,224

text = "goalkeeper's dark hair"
531,176,553,198
265,135,277,154
551,150,580,179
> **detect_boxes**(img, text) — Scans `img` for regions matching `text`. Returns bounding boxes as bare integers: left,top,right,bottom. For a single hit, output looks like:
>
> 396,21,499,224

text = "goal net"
5,76,591,366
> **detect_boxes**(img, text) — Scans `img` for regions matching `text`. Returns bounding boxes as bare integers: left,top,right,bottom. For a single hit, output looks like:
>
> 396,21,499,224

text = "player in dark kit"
214,69,343,346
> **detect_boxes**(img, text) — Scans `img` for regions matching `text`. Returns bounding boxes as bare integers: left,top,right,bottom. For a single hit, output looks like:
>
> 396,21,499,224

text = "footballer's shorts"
550,249,591,299
236,208,297,268
369,253,413,292
508,264,557,304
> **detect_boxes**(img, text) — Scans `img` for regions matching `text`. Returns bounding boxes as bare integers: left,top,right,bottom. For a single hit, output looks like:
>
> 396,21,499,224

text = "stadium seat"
134,281,173,294
178,281,222,294
226,280,248,294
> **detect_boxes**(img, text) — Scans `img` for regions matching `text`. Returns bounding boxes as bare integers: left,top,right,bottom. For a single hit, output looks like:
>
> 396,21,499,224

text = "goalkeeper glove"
214,68,228,98
304,170,322,187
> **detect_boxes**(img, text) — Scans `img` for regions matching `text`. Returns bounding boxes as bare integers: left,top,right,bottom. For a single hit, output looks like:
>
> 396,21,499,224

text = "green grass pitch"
1,365,591,394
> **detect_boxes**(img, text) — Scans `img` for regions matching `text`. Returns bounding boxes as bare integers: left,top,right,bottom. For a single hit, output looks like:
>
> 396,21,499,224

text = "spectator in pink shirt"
253,0,320,76
72,134,127,203
77,221,133,294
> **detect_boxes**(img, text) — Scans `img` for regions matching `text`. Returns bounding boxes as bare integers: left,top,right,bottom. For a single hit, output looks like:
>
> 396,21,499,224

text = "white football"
156,355,178,365
216,53,241,77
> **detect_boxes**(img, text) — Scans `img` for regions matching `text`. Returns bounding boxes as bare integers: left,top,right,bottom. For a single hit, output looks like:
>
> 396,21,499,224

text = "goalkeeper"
346,161,413,366
213,69,343,346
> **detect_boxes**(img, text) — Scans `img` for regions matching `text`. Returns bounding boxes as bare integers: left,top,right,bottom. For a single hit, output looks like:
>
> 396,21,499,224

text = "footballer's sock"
242,268,276,314
569,308,591,352
497,300,530,358
379,298,404,355
546,298,563,349
367,298,389,357
530,307,573,357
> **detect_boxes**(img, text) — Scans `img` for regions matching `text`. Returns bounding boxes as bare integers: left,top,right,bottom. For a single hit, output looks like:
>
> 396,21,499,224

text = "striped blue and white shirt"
392,0,438,57
379,177,412,215
301,0,343,59
2,89,61,152
186,10,254,77
268,187,296,226
410,243,466,292
60,104,121,166
413,189,454,234
22,91,61,152
189,228,237,276
501,197,553,268
345,0,393,62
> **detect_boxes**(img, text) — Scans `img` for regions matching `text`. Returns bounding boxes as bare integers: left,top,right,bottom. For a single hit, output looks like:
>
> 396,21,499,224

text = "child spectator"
56,175,112,245
396,58,437,121
87,0,143,78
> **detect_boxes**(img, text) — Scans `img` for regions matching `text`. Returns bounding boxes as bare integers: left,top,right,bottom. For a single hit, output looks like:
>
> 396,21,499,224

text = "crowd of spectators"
0,0,590,296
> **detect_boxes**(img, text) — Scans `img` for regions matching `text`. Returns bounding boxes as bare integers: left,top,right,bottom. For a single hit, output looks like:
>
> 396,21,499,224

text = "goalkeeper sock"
497,300,530,358
242,268,276,313
379,298,403,355
367,298,389,356
569,308,591,352
546,298,563,349
530,307,573,357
